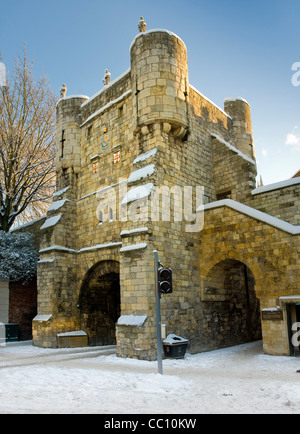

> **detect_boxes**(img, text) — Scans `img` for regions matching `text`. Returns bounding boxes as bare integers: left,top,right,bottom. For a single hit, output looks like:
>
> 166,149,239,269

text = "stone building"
32,22,300,359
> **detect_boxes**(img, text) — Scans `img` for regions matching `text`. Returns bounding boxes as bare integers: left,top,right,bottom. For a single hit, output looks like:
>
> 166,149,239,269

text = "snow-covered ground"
0,340,299,414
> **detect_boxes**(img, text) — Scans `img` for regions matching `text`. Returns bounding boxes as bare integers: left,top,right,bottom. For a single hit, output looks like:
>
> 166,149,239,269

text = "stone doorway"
78,261,120,346
202,259,262,349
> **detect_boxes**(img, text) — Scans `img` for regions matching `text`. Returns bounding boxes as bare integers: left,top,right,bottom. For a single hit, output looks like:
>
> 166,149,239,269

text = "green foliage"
0,231,38,283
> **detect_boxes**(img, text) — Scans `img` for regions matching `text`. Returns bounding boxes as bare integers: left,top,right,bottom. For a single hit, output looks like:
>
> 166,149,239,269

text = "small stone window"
118,105,124,117
87,125,93,139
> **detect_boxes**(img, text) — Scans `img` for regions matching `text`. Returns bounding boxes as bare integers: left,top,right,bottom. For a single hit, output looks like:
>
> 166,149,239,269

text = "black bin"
5,323,19,342
163,334,188,359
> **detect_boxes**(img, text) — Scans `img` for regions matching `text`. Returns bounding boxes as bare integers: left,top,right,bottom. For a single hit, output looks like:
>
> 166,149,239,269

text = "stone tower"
34,22,291,359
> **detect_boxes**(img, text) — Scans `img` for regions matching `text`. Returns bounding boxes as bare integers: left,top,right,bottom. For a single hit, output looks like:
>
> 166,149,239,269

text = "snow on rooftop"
201,199,300,235
252,177,300,195
40,215,61,230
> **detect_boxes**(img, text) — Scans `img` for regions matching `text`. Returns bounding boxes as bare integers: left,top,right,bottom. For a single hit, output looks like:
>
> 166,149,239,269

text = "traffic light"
158,267,172,294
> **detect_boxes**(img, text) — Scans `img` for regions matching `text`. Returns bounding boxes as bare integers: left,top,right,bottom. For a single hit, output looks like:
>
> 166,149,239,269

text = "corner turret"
224,97,255,161
55,94,88,192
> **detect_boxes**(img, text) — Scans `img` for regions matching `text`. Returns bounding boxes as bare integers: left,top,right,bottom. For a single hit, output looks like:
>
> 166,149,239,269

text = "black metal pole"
154,250,163,375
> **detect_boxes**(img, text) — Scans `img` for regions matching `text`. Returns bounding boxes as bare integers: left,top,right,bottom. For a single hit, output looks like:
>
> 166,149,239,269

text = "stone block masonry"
30,21,300,359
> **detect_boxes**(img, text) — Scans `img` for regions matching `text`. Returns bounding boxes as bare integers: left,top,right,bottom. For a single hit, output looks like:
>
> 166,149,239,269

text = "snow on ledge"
262,307,281,312
79,242,122,253
39,242,122,254
201,199,300,235
57,330,87,337
48,199,70,212
117,315,147,327
252,177,300,195
120,243,148,253
120,227,149,237
56,95,89,107
122,183,154,205
53,186,70,197
39,245,78,254
133,148,158,165
40,215,61,230
127,164,156,184
279,296,300,300
38,259,55,264
33,314,52,322
211,134,256,165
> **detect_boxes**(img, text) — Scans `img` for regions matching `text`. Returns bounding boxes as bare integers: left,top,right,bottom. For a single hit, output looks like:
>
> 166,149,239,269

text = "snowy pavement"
0,340,299,414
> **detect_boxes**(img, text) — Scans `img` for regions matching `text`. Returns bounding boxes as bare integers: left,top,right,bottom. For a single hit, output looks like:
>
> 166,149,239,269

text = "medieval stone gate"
32,20,300,359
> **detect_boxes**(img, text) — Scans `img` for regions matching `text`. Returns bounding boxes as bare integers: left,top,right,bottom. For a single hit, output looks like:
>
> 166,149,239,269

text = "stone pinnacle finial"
60,83,67,98
138,17,146,33
102,69,111,86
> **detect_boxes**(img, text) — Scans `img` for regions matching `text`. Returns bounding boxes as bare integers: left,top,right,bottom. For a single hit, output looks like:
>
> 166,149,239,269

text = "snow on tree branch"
0,231,39,283
0,48,58,231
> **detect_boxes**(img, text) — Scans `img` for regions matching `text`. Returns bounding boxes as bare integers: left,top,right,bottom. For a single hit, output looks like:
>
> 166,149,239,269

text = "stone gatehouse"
32,20,300,359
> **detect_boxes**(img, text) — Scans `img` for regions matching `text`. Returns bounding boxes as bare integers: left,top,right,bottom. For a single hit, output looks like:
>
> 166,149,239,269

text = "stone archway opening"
202,259,262,349
78,261,120,346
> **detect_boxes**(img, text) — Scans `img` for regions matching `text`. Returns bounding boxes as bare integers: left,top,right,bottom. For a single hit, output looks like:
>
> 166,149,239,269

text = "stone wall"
198,203,300,356
32,26,299,359
249,181,300,225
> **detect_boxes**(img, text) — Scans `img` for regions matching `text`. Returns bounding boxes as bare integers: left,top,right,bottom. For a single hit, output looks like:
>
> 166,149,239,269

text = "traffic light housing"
158,267,172,294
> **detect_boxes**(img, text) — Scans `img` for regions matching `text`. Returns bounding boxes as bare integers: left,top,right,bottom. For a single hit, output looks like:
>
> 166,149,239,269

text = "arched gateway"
32,22,300,359
78,261,120,346
202,259,261,348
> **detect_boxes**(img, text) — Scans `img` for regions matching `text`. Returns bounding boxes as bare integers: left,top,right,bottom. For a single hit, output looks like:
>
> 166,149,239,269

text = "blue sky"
1,0,299,185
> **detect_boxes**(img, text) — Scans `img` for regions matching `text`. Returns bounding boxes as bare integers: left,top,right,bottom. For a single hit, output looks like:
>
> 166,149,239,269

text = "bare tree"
0,48,57,232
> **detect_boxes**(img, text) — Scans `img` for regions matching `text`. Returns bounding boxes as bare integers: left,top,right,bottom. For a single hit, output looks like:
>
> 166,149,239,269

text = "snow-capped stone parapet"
40,215,61,230
201,199,300,235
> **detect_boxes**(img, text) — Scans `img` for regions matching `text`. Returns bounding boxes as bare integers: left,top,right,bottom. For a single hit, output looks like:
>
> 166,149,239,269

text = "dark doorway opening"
202,259,262,351
79,261,120,346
